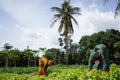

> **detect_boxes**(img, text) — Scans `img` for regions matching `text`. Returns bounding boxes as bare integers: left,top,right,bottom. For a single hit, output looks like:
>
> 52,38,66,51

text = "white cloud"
13,24,60,50
72,2,120,43
0,0,120,50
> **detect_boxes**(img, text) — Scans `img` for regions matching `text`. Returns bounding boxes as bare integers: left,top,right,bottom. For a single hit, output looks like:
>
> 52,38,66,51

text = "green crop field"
0,64,120,80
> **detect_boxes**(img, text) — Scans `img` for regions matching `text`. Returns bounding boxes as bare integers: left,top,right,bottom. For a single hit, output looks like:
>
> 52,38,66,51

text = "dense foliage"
45,29,120,65
0,29,120,67
78,29,120,65
0,64,120,80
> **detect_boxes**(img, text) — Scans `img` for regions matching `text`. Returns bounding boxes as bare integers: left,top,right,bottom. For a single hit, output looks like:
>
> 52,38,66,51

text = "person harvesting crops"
88,43,110,72
38,55,54,76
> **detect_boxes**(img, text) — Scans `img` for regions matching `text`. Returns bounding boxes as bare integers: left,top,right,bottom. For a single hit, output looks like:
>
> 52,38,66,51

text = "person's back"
95,44,110,71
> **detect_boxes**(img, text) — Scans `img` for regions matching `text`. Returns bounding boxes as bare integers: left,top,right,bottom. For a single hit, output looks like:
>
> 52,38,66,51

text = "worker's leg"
93,60,100,70
103,61,110,71
88,57,94,71
38,67,42,75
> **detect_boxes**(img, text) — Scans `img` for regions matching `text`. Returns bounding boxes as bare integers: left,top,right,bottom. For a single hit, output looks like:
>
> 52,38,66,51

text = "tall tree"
51,0,80,64
2,43,13,69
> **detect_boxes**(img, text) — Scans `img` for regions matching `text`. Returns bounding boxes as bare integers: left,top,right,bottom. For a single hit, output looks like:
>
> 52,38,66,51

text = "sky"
0,0,120,51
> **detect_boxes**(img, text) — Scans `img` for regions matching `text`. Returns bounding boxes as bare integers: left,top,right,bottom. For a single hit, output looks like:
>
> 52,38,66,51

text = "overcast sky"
0,0,120,50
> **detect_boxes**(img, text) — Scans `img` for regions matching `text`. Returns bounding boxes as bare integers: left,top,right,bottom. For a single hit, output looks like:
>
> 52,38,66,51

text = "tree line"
0,29,120,68
0,45,45,68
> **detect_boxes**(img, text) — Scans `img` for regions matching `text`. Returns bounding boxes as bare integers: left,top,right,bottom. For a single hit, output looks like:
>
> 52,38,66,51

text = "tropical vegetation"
0,64,120,80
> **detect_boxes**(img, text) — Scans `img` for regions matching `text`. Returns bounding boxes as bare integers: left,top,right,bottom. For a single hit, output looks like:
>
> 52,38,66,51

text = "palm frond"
51,0,80,35
50,18,59,27
54,14,62,18
58,20,64,33
50,14,62,27
71,12,81,15
72,7,80,12
104,0,120,18
64,5,80,15
69,14,79,25
115,1,120,17
68,20,74,34
51,7,62,13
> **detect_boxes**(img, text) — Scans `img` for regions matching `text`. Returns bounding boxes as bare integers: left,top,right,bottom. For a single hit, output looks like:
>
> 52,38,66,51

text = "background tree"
78,29,120,64
9,48,21,67
2,43,13,69
0,51,4,66
69,43,78,64
114,41,120,54
23,46,33,67
114,41,120,64
45,48,64,64
51,0,80,64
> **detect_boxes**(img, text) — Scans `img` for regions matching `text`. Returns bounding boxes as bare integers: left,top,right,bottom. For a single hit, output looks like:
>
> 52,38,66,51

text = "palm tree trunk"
34,57,36,67
15,60,16,67
65,35,69,65
28,57,30,67
5,53,8,69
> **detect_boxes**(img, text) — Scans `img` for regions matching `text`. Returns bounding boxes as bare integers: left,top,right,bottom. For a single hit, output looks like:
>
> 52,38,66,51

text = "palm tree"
104,0,120,17
2,43,13,69
51,0,80,64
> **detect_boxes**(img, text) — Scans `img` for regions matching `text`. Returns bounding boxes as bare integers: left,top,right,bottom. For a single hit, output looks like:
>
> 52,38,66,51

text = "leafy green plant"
0,64,120,80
